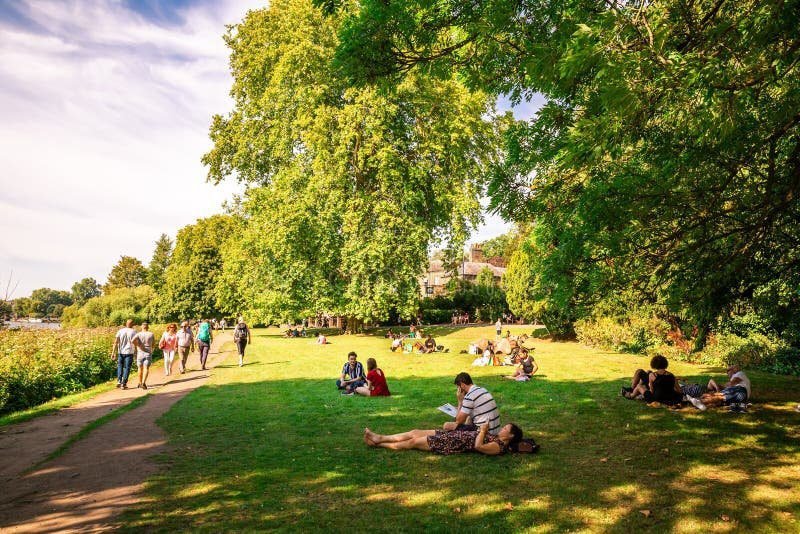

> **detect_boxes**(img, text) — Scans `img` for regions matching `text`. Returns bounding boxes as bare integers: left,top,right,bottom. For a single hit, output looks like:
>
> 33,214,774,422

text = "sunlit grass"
123,326,800,532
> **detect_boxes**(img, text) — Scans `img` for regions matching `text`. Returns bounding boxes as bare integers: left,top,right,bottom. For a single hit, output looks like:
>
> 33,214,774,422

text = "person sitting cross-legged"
505,348,538,381
336,351,366,395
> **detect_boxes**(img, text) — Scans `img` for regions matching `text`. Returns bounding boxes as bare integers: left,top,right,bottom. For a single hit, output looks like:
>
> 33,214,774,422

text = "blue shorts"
722,386,748,404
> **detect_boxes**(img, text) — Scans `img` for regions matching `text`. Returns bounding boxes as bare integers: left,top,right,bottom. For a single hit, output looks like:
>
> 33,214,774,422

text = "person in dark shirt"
622,355,682,405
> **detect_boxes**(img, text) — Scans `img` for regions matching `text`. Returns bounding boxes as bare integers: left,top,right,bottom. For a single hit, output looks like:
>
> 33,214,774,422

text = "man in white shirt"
111,319,137,389
176,321,195,374
697,365,752,411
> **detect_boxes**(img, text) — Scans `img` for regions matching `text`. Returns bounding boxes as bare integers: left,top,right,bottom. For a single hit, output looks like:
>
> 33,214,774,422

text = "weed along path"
0,332,233,533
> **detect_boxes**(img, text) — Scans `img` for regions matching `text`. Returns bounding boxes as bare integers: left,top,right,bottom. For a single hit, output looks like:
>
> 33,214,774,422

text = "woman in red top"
355,358,390,397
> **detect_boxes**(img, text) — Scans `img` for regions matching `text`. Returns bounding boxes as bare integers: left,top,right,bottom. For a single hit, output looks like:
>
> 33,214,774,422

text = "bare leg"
141,363,150,387
707,378,721,392
700,392,725,407
631,369,647,389
355,386,371,396
365,428,435,444
374,435,431,451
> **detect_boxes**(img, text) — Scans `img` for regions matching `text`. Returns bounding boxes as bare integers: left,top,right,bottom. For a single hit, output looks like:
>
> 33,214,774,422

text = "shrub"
0,325,165,414
575,312,670,353
421,309,455,324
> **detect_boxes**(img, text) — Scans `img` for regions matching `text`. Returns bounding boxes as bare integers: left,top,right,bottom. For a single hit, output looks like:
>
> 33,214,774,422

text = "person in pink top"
158,323,179,376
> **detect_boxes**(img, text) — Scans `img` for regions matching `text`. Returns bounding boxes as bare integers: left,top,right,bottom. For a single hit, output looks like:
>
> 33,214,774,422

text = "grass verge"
0,380,117,427
33,393,151,469
123,326,800,532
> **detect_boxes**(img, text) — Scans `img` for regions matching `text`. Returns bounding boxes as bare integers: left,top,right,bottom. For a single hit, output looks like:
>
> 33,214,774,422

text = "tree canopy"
71,277,101,307
206,0,506,324
104,256,147,292
146,234,173,291
332,0,800,345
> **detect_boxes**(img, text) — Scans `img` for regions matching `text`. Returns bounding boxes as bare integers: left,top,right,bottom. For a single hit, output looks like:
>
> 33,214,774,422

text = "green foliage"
206,0,503,324
61,286,156,327
146,234,173,291
575,312,672,354
420,278,507,324
158,215,237,321
480,227,526,261
71,277,101,307
336,0,800,351
0,328,116,414
14,288,74,318
104,256,147,292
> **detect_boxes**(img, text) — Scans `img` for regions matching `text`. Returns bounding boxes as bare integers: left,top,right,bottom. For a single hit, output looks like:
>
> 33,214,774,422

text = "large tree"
333,0,800,347
158,215,237,321
71,277,102,307
146,234,173,291
206,0,505,324
104,256,147,292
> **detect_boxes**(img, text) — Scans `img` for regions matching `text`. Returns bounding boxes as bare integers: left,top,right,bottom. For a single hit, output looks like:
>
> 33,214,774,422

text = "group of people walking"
111,317,252,390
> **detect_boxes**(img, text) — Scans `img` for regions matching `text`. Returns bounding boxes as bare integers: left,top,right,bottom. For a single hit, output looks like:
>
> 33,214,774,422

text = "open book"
437,403,458,417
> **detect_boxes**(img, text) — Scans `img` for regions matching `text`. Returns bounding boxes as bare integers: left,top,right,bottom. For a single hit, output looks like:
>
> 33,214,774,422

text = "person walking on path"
133,322,155,390
197,319,213,371
111,319,137,389
220,318,227,332
495,318,502,337
158,323,178,376
234,317,250,367
176,321,195,374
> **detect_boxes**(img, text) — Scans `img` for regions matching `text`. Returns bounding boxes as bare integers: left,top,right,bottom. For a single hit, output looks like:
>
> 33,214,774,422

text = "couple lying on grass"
621,355,751,411
365,372,538,455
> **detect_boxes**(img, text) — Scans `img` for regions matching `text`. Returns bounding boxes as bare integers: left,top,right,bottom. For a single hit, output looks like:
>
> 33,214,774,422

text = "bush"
575,312,670,353
421,309,455,324
0,325,166,414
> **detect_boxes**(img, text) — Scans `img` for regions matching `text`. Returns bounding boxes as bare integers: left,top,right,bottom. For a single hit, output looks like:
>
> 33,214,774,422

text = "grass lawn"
123,326,800,532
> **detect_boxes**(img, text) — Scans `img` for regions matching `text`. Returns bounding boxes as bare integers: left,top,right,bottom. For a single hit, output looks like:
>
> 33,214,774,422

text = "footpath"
0,332,233,533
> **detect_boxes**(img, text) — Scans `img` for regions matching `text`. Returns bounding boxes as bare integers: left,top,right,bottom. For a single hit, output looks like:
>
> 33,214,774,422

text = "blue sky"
0,0,541,298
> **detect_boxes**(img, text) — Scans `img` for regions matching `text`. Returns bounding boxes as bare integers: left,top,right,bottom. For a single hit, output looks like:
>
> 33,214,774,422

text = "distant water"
3,321,62,330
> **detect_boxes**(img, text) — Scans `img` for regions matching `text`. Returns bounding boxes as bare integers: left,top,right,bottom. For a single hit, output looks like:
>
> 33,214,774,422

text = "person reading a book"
442,372,501,434
364,422,522,455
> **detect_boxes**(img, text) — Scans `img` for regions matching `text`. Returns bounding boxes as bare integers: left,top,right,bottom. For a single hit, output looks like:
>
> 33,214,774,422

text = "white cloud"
0,0,263,297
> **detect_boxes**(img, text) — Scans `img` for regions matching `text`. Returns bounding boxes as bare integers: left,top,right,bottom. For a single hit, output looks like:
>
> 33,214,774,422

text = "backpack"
234,323,247,342
198,322,211,342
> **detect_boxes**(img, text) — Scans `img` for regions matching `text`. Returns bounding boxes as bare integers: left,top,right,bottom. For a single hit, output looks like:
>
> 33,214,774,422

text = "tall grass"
0,326,165,414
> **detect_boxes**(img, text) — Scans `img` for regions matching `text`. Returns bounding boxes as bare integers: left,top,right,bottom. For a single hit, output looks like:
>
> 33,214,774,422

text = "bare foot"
364,428,380,444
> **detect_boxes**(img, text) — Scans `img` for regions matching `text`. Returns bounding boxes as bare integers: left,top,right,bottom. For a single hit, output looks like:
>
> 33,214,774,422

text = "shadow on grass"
121,371,800,532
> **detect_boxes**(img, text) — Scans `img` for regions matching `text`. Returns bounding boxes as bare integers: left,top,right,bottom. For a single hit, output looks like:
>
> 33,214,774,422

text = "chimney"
470,243,484,263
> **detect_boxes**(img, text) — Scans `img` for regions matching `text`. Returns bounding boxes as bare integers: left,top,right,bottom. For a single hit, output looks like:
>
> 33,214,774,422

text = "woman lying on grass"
364,423,522,455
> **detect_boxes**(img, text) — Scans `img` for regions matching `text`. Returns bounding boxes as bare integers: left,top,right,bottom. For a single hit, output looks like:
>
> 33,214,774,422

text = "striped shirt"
461,385,501,434
341,361,365,381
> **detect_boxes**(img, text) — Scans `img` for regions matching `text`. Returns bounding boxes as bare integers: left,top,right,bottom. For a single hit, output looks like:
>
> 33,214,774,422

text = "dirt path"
0,332,234,533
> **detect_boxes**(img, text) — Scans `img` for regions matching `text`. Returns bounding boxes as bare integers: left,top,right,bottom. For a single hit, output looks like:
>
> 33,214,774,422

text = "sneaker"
116,383,122,388
341,391,354,396
687,396,707,411
122,384,128,390
728,403,745,413
620,386,633,397
142,384,148,390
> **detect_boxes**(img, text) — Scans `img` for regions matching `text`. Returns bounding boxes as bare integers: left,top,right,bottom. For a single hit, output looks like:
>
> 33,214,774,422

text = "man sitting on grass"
336,351,366,395
688,365,752,412
444,372,501,434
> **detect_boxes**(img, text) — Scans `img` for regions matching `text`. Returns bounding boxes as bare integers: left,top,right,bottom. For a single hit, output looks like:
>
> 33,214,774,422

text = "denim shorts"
722,386,748,404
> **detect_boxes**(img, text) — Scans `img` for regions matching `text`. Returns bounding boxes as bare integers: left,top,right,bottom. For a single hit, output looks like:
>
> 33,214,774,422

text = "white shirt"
731,371,751,399
115,327,137,354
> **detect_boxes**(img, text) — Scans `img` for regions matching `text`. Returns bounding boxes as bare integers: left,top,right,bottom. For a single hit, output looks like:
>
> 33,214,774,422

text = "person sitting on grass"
421,334,437,354
336,351,366,395
390,335,404,352
690,365,752,412
354,358,391,397
364,422,522,455
505,348,538,381
317,332,328,345
621,355,683,405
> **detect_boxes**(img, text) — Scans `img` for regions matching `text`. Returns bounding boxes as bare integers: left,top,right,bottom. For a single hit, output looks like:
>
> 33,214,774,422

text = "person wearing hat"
176,321,195,373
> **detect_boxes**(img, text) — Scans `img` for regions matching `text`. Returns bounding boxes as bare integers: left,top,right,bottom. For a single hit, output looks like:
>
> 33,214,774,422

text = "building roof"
427,259,506,278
